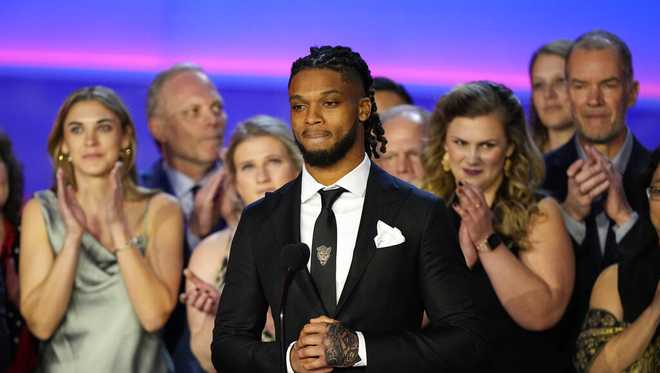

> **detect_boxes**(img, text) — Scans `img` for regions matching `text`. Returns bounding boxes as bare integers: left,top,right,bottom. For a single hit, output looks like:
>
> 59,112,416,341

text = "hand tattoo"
324,323,360,367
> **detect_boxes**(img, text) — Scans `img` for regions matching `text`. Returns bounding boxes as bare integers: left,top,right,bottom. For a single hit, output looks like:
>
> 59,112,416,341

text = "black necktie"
311,188,346,316
586,197,620,269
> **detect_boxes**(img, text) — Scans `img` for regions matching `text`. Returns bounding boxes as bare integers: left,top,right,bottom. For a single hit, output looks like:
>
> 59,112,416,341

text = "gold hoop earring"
504,158,512,176
441,153,451,172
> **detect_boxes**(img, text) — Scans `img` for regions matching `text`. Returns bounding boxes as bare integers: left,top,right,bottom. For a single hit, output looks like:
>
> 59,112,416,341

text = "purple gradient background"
1,0,658,195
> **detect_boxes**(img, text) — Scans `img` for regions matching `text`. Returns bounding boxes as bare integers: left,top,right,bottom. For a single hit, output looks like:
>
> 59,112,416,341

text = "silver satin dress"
34,190,173,373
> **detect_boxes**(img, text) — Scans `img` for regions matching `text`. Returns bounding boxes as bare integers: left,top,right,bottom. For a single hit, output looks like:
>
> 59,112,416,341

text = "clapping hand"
106,162,127,226
562,145,610,222
189,167,225,237
452,182,495,249
180,268,220,314
56,168,86,237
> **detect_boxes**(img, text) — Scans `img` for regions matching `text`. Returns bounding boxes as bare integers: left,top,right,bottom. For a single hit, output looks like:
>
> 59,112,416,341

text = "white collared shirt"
286,154,370,372
162,161,217,249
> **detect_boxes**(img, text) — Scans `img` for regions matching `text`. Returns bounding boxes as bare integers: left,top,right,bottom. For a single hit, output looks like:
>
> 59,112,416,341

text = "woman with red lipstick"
528,39,576,154
19,86,183,372
424,81,574,371
180,115,301,372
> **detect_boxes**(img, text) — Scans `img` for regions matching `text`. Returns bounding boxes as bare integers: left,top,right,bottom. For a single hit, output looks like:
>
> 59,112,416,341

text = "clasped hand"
291,315,360,373
452,182,495,268
179,268,220,314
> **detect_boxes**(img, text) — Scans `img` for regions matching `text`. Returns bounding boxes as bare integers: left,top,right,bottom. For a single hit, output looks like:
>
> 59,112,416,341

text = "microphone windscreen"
281,243,310,271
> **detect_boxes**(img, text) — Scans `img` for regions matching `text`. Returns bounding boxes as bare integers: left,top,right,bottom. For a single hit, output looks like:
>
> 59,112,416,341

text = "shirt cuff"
559,205,586,244
613,211,638,243
286,341,296,373
355,331,367,366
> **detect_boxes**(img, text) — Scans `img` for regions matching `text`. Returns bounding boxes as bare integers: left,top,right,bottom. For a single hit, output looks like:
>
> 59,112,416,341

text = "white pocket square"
373,220,406,248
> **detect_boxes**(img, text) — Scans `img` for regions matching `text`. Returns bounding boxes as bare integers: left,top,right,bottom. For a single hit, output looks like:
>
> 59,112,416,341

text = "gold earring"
441,153,451,172
504,158,512,176
58,152,71,163
119,147,132,160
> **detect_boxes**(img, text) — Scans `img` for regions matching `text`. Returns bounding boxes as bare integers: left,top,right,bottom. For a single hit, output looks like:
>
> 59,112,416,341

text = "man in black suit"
542,30,651,367
212,46,486,373
141,63,229,373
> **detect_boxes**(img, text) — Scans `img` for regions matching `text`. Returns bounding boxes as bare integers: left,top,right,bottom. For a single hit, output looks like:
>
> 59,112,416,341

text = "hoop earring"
441,153,451,172
504,157,512,176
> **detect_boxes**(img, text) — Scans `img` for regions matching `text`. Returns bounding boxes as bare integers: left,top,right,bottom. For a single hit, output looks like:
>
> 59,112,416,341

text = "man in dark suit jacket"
541,30,651,369
212,46,486,373
141,63,229,373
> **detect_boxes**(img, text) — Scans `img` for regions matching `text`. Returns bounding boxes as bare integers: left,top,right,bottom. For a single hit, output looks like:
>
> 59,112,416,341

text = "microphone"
279,243,310,373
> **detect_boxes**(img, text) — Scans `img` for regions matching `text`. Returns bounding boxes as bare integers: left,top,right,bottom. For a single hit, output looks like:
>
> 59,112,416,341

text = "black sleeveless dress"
449,193,564,372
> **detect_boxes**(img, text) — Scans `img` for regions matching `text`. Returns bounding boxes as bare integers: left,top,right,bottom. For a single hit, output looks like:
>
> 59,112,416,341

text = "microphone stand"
280,268,296,373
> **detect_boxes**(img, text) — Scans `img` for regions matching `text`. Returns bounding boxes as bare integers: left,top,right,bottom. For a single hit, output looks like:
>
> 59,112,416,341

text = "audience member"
0,131,38,373
182,115,302,372
574,146,660,372
528,39,575,153
373,76,414,111
375,104,428,186
141,63,229,372
424,81,574,371
542,30,651,365
19,86,182,372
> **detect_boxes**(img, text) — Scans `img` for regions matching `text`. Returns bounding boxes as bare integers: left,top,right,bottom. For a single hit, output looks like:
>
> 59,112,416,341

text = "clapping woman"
424,81,574,371
181,115,301,372
19,86,183,372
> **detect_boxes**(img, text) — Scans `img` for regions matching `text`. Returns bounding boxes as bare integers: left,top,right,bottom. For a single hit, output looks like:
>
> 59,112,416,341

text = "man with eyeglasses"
141,63,229,373
541,30,651,371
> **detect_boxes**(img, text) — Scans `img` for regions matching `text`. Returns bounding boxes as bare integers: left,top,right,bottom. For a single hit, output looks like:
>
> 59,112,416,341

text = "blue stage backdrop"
1,0,658,196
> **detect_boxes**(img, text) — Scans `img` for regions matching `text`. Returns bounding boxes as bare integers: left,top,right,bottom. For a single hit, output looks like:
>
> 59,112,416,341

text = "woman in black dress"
424,81,575,371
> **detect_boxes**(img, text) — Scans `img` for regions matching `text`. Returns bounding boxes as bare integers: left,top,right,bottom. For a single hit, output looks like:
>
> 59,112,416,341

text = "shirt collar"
162,161,218,198
574,127,633,174
301,154,371,204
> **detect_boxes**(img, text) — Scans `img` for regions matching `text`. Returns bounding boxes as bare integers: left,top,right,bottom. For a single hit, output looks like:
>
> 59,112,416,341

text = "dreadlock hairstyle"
288,46,387,159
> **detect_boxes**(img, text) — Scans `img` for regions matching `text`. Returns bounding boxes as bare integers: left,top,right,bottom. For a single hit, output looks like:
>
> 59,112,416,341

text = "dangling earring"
504,157,512,177
441,153,451,172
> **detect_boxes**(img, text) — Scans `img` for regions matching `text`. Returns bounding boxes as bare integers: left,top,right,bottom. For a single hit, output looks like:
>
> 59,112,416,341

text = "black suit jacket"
212,163,486,373
542,134,650,368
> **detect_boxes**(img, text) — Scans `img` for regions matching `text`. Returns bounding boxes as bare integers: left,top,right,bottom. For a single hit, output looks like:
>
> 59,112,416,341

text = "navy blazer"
542,134,650,369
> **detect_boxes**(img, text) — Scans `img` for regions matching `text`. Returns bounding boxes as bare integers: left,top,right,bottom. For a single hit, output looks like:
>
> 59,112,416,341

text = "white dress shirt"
162,161,217,250
286,154,370,372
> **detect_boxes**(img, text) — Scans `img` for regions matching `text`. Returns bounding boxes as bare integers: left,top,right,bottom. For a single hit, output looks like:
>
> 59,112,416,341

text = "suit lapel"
335,164,404,315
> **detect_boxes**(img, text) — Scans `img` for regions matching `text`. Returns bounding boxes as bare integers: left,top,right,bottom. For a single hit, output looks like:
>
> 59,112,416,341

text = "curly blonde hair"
423,81,545,249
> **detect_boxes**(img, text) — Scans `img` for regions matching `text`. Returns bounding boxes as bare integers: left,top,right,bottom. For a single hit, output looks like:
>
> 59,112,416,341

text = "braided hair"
289,46,387,158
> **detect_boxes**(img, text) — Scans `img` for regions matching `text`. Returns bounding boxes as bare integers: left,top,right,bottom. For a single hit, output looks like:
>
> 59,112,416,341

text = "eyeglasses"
647,185,660,201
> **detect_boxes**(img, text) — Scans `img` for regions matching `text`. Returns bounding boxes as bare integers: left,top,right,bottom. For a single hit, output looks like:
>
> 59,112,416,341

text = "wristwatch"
475,232,502,253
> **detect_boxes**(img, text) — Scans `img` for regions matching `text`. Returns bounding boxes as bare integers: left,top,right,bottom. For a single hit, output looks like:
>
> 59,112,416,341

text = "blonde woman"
424,81,574,371
181,115,301,372
19,86,183,372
